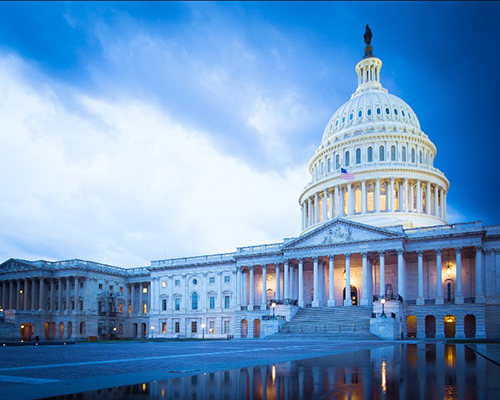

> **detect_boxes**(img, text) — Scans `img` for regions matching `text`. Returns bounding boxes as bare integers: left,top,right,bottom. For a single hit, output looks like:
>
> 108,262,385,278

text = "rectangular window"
224,296,230,309
367,190,374,212
128,304,132,314
343,191,348,215
162,322,167,334
162,281,167,287
98,284,103,290
162,299,167,311
118,303,123,313
142,287,148,294
224,320,230,334
175,298,180,310
209,296,215,309
224,276,230,283
109,285,114,291
175,280,180,287
174,321,180,334
209,320,215,333
120,286,123,293
80,282,84,289
209,277,215,284
191,321,197,334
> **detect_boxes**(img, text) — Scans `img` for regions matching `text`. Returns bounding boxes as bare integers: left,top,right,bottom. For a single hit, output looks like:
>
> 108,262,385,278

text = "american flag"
340,167,355,180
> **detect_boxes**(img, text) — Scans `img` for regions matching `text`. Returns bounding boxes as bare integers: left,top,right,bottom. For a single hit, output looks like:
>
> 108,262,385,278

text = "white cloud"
0,53,309,268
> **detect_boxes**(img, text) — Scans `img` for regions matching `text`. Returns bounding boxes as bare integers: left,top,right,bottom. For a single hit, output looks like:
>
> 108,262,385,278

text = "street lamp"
150,325,154,339
201,323,206,339
380,298,387,318
270,300,276,319
113,327,117,340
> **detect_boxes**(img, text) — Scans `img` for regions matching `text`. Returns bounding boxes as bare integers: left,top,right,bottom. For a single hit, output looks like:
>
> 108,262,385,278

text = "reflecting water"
42,344,500,400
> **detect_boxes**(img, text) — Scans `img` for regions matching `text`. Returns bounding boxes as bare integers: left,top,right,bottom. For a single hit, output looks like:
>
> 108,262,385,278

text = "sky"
0,2,499,268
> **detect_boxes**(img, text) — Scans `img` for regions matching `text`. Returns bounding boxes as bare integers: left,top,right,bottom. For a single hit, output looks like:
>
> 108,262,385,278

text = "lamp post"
113,327,117,340
380,298,387,318
271,300,276,319
201,323,206,339
151,325,154,339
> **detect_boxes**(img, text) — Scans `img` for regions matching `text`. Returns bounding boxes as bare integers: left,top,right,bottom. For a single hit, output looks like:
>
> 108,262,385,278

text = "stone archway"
253,319,260,338
240,319,248,338
343,285,358,306
67,321,72,339
425,315,436,338
445,315,456,338
59,322,64,339
406,315,417,338
141,323,147,338
464,314,476,338
20,323,34,342
133,323,138,338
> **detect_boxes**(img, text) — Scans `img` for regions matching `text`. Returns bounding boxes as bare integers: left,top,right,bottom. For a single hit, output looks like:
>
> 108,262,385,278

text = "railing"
464,297,476,304
373,294,402,302
273,299,298,306
150,252,236,267
405,221,482,235
262,315,286,321
236,243,283,254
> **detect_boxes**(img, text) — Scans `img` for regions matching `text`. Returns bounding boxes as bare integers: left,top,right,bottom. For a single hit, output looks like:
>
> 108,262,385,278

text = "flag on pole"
340,167,355,180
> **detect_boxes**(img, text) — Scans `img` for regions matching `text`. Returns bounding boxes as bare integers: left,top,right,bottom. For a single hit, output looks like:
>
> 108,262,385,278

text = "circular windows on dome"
342,116,346,124
349,113,353,120
402,110,406,117
394,108,398,116
385,107,390,115
335,120,339,127
193,279,198,285
358,110,362,118
377,108,381,115
367,109,372,116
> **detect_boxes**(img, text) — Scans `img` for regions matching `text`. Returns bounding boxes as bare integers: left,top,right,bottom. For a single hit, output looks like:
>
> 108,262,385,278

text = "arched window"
192,292,198,310
355,188,362,213
345,151,350,167
327,158,331,173
411,148,416,163
343,190,348,215
391,145,396,161
394,185,399,211
380,185,387,211
335,154,340,169
402,146,407,162
320,162,324,175
419,150,423,164
367,186,374,212
367,147,373,162
356,148,361,164
379,146,385,162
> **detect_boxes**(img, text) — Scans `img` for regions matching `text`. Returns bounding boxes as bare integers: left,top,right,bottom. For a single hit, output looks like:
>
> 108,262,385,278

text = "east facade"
1,32,499,342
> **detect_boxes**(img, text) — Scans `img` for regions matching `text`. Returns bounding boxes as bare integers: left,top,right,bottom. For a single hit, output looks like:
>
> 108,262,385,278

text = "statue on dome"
364,24,372,45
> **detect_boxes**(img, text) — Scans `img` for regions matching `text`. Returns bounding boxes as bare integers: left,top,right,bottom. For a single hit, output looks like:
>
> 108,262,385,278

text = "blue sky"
0,2,498,267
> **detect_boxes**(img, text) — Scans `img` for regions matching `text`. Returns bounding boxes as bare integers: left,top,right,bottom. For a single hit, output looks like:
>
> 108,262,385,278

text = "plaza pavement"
0,339,393,400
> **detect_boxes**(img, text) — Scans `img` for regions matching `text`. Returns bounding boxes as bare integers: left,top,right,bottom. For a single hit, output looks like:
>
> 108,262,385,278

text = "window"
379,146,385,161
109,285,114,291
402,110,406,117
161,281,167,287
349,113,353,120
224,276,230,283
327,158,331,172
335,154,340,169
98,284,103,290
162,299,167,311
128,304,132,314
367,108,372,116
343,190,348,215
209,277,215,284
355,188,362,213
162,322,167,334
191,321,197,334
209,320,215,333
358,110,362,118
224,296,230,309
80,282,84,289
380,186,387,211
419,151,423,164
355,148,361,164
367,187,374,212
411,148,416,163
142,287,148,294
174,321,180,334
402,147,407,162
345,151,350,167
175,280,180,287
342,116,345,124
118,303,123,313
224,320,230,334
192,293,198,310
175,298,180,311
394,108,398,115
377,107,381,115
193,279,198,285
391,145,396,161
367,147,373,162
385,107,390,115
320,162,324,175
143,303,147,314
210,296,215,309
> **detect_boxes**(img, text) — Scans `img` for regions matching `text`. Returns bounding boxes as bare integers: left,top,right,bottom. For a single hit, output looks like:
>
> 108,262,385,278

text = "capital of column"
361,252,368,257
312,256,319,261
475,246,483,252
378,250,385,256
455,247,462,254
435,248,442,255
416,250,424,256
397,249,404,256
344,253,351,259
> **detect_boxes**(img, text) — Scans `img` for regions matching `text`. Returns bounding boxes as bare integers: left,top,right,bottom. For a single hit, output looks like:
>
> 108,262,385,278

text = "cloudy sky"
0,2,498,268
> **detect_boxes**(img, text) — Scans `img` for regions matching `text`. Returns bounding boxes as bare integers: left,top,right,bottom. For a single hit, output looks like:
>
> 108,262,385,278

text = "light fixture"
19,290,23,294
446,265,452,277
201,323,206,339
446,316,453,323
343,269,346,280
380,298,386,318
271,300,276,318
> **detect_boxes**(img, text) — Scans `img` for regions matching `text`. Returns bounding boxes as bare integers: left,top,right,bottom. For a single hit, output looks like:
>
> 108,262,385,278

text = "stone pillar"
389,177,395,212
375,178,380,212
314,192,319,224
275,264,280,301
131,283,136,314
49,278,55,311
75,277,80,312
1,281,5,310
335,185,341,217
261,264,267,310
284,259,289,299
435,315,445,339
444,192,447,220
434,185,439,216
57,278,62,311
455,316,466,339
16,279,22,310
436,249,444,305
312,257,319,307
322,189,327,222
476,246,485,303
455,247,464,304
344,253,352,306
249,266,255,310
397,250,405,301
329,189,334,219
301,204,305,230
361,180,367,214
416,179,422,213
24,279,30,311
39,278,45,311
328,255,335,307
361,252,370,305
290,263,295,299
379,251,386,299
307,198,311,227
236,267,242,307
318,260,323,306
298,259,304,307
417,251,424,305
66,278,71,311
31,279,37,310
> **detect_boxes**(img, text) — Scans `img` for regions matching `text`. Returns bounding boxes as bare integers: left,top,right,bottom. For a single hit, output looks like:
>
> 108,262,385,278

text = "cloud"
0,53,309,268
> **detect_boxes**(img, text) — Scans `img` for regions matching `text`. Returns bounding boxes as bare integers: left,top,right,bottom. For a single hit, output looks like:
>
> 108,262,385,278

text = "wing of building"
1,32,500,342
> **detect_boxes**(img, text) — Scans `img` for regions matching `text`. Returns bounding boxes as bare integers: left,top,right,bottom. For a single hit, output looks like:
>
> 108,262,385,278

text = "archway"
425,315,436,338
141,323,147,338
44,322,49,339
67,321,72,339
444,279,455,302
266,289,274,302
464,315,476,338
133,323,138,338
445,315,456,338
80,321,86,338
20,323,34,342
240,319,248,338
406,315,417,338
253,319,260,338
59,322,64,339
343,285,358,306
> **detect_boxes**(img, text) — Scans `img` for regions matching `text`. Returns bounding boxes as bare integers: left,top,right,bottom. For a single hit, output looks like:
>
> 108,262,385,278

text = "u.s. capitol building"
1,30,499,342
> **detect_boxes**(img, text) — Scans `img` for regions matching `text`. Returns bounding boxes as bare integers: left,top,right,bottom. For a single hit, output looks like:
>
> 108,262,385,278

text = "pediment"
0,258,40,273
284,218,403,250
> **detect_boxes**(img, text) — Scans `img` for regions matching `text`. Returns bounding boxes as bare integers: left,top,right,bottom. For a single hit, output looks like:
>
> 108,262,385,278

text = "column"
318,260,323,306
379,251,386,299
410,182,415,211
389,177,395,212
307,198,311,227
301,204,305,230
249,266,255,310
347,183,352,215
434,185,439,216
444,192,447,219
361,180,367,214
150,277,156,312
24,279,30,311
439,188,444,218
329,189,334,219
344,254,352,306
375,178,380,212
16,279,21,310
1,281,5,310
66,278,71,311
361,252,370,305
275,264,280,301
57,278,62,311
290,263,295,299
284,259,289,299
322,189,327,222
49,278,55,311
31,279,37,310
397,250,405,301
298,258,304,307
236,267,242,307
435,249,444,305
404,178,409,212
261,264,267,309
455,247,464,304
314,192,319,224
416,180,422,213
335,185,341,217
328,255,335,307
426,181,431,214
416,251,424,305
312,257,319,307
476,246,485,303
75,277,80,311
131,283,136,314
39,278,45,311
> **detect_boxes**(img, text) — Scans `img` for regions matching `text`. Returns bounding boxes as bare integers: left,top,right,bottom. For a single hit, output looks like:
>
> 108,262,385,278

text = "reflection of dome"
299,45,449,233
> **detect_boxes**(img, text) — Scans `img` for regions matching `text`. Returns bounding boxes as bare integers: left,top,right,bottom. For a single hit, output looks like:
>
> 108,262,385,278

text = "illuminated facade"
1,35,499,342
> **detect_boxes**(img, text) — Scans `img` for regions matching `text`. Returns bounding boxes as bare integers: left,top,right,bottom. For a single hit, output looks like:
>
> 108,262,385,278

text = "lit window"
175,298,180,311
380,186,387,211
209,320,215,333
143,303,147,314
161,281,167,287
209,277,215,284
118,303,123,313
355,189,362,213
192,293,198,310
224,276,230,283
379,146,385,161
224,296,230,309
142,287,148,294
345,151,350,167
391,145,396,161
367,187,374,212
367,147,373,162
356,148,361,164
162,322,166,334
210,296,215,309
395,186,399,210
120,286,123,293
175,280,180,286
128,304,132,314
343,190,348,215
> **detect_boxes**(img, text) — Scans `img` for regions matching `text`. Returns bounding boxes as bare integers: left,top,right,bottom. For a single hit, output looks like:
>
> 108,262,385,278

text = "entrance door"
343,285,358,306
20,323,34,342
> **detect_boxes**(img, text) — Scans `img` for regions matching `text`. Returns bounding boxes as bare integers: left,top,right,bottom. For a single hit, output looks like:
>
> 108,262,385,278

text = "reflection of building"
1,30,499,342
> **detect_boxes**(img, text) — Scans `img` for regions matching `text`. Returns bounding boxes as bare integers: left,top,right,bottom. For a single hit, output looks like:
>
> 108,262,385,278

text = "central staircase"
270,306,380,340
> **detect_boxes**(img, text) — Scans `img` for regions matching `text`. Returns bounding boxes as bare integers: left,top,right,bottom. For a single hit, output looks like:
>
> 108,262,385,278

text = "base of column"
360,298,370,306
455,296,464,304
327,300,336,307
416,297,424,305
261,304,267,311
435,333,445,339
298,301,304,308
312,300,319,308
435,296,444,305
344,299,352,307
475,295,485,304
248,304,255,311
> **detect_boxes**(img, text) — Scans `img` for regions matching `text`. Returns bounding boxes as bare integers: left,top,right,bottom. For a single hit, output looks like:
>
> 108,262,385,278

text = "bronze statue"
364,24,372,45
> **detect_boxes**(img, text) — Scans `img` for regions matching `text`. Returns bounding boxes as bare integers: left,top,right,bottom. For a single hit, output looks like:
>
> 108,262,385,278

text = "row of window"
160,319,231,335
159,275,232,288
162,293,232,311
332,106,414,132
